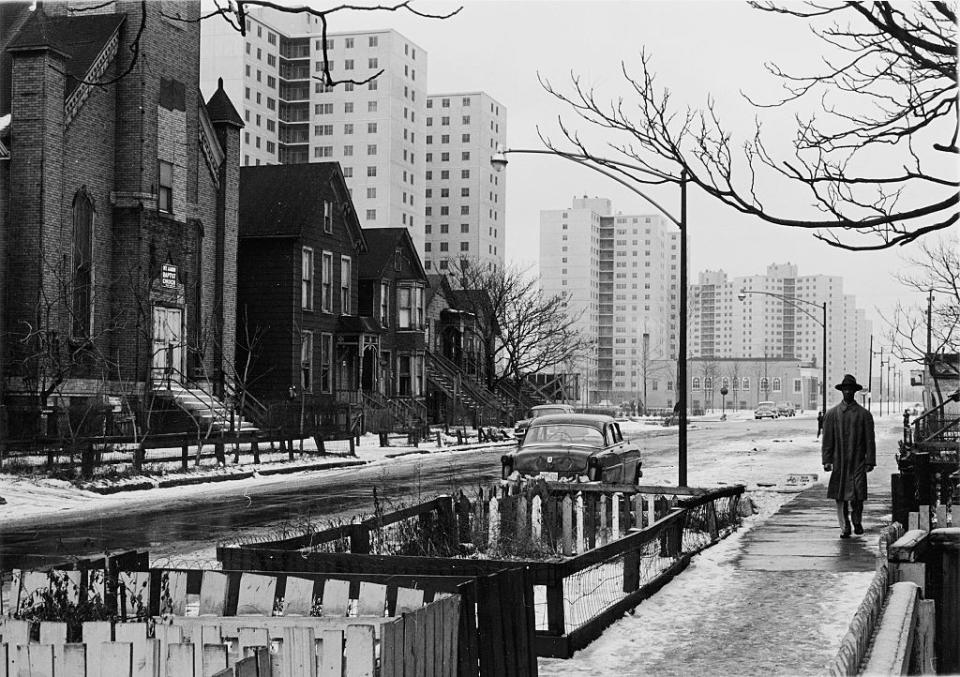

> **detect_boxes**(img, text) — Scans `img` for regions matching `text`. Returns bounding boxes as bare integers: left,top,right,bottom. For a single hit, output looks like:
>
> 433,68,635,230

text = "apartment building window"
369,36,378,47
321,252,333,312
246,42,250,54
343,145,353,156
441,116,450,126
460,223,469,233
300,331,313,392
367,166,376,177
462,152,470,160
425,207,432,216
461,169,470,179
344,83,354,91
441,134,449,144
742,377,750,390
344,123,354,135
345,59,354,70
340,256,352,314
367,144,377,155
440,188,449,198
460,242,469,251
461,133,471,143
267,98,275,110
368,79,378,91
427,99,434,109
441,98,450,108
301,247,314,310
314,124,333,136
245,64,251,77
368,101,378,112
440,206,449,216
441,152,449,162
267,32,276,45
368,57,379,68
424,242,432,252
266,119,275,132
256,69,262,82
244,87,250,100
462,96,471,106
440,224,449,234
266,141,275,153
426,118,433,127
773,378,782,392
343,167,352,177
793,378,802,393
461,187,470,197
267,53,276,67
314,146,333,158
345,37,354,48
158,161,174,213
367,122,378,134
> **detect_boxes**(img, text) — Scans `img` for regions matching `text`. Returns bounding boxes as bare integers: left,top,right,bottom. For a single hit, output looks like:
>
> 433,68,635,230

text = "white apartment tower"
201,9,427,251
423,93,506,270
689,263,873,406
541,197,681,405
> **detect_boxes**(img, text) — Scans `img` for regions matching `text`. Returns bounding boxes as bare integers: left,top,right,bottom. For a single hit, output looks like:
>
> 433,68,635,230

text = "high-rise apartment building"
689,263,873,407
202,9,427,251
202,9,507,263
540,197,681,406
423,92,506,270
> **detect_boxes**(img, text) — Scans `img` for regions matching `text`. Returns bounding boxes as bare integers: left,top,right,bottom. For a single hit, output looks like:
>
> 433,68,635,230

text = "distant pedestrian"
816,410,824,438
822,374,876,538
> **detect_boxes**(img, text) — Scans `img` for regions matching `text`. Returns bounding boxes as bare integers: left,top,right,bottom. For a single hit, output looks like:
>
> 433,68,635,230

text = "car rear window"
531,407,570,417
525,424,604,446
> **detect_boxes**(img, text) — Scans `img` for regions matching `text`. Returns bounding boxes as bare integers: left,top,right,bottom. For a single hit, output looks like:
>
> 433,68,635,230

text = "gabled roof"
205,77,243,127
7,10,125,98
239,163,366,250
358,227,427,280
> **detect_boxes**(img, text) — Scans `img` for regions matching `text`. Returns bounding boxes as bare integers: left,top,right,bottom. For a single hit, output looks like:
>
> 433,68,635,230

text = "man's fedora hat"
835,374,864,391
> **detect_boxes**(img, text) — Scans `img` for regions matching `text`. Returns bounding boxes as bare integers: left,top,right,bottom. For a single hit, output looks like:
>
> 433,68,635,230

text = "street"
0,414,838,570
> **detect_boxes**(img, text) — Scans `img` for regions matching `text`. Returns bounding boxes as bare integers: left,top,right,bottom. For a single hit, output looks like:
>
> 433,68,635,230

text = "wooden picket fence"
1,569,460,676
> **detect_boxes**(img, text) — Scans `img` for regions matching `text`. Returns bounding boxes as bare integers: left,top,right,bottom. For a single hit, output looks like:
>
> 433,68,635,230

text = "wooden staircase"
153,384,258,436
425,350,512,424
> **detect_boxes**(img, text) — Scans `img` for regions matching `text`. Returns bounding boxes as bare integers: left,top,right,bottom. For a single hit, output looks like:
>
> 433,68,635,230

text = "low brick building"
0,1,242,439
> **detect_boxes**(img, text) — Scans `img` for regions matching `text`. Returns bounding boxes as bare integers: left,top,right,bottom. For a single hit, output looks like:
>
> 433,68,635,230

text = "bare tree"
541,2,957,251
884,237,959,365
446,258,594,388
65,0,460,89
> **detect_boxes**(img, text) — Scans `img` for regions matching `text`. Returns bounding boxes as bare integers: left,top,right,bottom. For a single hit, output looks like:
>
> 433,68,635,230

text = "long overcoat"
821,399,876,501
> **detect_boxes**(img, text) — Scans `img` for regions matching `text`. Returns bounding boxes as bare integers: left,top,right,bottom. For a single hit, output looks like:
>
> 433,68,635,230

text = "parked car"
755,401,779,419
502,414,642,484
776,402,796,417
513,403,576,442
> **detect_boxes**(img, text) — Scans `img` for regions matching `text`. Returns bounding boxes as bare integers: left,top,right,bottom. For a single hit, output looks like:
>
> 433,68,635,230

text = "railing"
426,350,511,423
218,483,744,658
223,379,270,431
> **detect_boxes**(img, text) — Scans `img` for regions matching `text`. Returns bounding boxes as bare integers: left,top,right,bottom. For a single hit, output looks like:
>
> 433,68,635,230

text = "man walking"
822,374,876,538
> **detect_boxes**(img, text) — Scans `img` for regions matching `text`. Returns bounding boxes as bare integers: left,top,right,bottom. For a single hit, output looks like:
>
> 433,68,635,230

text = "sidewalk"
540,449,897,676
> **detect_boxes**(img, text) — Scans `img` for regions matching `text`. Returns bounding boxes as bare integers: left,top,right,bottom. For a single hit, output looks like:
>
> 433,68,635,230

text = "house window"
773,377,782,392
380,282,390,326
301,247,314,310
300,331,313,392
704,377,713,390
320,333,333,393
340,255,352,314
72,189,94,338
398,355,412,396
323,201,333,233
742,377,750,390
158,161,173,213
794,378,803,393
398,287,412,328
760,377,769,392
321,251,333,312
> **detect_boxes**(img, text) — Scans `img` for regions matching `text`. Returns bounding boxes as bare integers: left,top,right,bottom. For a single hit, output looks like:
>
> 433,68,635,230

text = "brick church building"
0,1,242,438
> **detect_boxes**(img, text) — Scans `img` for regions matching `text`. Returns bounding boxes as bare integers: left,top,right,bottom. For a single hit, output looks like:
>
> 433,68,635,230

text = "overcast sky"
284,0,955,334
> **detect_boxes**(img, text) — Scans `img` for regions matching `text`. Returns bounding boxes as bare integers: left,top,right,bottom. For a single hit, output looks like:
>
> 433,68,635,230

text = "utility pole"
867,334,873,412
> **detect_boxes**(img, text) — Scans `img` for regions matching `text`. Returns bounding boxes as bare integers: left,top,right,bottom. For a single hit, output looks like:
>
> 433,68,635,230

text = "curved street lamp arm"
739,289,824,325
496,147,682,228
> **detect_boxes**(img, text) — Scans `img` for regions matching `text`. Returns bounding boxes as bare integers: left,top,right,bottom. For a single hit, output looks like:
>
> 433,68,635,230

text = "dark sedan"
501,414,642,484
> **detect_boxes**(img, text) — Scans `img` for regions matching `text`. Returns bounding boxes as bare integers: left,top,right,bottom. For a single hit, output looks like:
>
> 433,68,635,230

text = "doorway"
151,306,183,386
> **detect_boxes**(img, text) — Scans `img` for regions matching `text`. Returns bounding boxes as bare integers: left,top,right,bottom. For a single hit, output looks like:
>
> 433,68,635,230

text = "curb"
384,440,515,459
80,458,367,495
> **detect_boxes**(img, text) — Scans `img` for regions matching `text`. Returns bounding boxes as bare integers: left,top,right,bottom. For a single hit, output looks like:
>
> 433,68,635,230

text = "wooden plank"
356,582,387,617
320,579,350,617
160,571,188,616
20,571,49,609
531,495,543,543
119,572,151,620
169,616,391,639
100,642,134,677
83,570,103,605
611,493,621,541
282,577,315,617
344,626,375,677
155,624,184,677
598,494,608,546
39,621,67,646
237,627,270,657
2,619,30,646
18,643,55,677
317,629,343,677
234,655,258,677
84,621,113,676
576,493,586,555
562,495,573,556
202,644,229,677
63,644,87,676
198,572,230,616
280,626,316,677
379,619,403,677
166,643,195,677
908,511,920,530
394,587,424,615
413,608,427,677
115,624,158,677
423,599,437,677
8,570,23,614
446,595,462,676
236,573,277,616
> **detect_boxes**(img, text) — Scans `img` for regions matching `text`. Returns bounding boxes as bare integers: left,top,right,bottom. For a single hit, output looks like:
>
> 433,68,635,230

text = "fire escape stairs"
425,350,512,422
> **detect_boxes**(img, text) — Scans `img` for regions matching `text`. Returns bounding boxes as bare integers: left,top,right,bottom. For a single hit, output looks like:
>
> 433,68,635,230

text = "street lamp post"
492,147,690,486
738,289,828,418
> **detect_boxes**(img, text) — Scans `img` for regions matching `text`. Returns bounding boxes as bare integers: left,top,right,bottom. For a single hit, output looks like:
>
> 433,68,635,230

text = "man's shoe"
839,530,851,539
853,523,864,535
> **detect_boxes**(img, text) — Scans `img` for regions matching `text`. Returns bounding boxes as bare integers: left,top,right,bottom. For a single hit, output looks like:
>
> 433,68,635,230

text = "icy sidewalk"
539,444,897,676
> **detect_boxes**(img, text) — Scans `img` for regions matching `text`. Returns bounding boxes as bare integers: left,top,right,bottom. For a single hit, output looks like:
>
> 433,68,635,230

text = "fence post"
611,493,621,541
351,523,371,555
251,438,260,464
706,500,719,541
181,444,188,471
562,495,573,556
455,492,472,544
